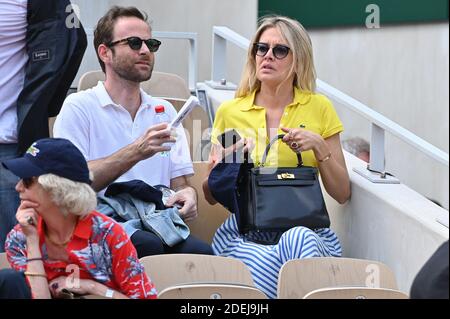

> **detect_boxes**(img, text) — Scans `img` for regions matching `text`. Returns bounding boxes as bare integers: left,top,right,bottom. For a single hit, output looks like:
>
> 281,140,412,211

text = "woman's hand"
202,137,254,205
16,200,40,241
211,137,255,168
49,276,96,298
281,127,330,160
49,276,128,299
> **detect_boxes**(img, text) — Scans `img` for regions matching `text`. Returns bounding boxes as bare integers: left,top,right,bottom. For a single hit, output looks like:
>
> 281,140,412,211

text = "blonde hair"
236,15,317,98
38,173,97,217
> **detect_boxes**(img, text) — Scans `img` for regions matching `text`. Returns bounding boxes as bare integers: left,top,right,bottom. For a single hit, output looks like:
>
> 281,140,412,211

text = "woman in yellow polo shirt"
202,15,351,299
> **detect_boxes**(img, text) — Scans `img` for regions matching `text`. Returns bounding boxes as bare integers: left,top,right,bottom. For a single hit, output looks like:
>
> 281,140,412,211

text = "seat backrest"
77,70,105,92
77,70,190,100
303,287,409,299
141,71,190,99
0,253,11,269
140,254,253,293
158,283,267,299
277,257,398,299
186,162,230,244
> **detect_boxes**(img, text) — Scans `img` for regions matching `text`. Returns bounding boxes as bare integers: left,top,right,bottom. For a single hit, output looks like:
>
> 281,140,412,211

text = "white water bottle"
154,105,173,157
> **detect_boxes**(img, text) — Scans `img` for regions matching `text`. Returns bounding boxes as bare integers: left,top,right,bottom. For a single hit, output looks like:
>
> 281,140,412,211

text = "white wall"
326,153,448,294
310,23,449,209
71,0,257,87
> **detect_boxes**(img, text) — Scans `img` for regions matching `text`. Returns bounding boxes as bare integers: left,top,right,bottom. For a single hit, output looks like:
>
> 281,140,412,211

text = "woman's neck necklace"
256,89,294,109
45,233,72,247
44,221,77,247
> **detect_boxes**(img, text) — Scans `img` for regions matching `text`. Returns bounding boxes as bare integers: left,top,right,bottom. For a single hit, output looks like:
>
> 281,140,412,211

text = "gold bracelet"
24,271,47,278
318,152,332,163
26,257,44,263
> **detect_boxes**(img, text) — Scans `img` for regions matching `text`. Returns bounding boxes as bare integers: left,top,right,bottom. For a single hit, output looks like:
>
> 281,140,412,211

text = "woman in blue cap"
203,16,351,298
0,138,157,299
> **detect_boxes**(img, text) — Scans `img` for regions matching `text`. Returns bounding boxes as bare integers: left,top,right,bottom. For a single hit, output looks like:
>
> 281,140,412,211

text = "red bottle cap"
155,105,165,113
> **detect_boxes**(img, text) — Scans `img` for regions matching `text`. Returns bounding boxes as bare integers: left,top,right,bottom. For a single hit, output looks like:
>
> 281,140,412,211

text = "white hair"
37,173,97,217
342,137,370,156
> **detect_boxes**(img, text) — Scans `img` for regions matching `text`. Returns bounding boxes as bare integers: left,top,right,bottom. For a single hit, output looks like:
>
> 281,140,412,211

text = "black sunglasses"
108,37,161,52
253,42,290,60
22,177,36,188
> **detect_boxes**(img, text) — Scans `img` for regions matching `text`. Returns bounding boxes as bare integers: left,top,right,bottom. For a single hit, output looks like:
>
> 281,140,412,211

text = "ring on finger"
290,141,299,149
26,216,34,225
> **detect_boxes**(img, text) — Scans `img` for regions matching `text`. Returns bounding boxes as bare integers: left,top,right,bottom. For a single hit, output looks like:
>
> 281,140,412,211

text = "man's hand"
166,187,198,222
133,123,176,160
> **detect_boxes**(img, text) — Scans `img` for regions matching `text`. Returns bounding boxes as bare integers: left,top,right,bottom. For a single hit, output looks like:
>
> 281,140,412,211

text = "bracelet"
26,257,44,263
24,271,47,278
318,152,332,163
105,288,114,298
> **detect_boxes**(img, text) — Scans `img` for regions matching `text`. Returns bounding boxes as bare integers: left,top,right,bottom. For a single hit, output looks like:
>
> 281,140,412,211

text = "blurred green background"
258,0,449,28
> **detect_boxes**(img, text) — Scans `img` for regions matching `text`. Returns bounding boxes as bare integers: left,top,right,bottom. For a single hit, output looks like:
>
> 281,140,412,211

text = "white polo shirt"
0,0,28,143
53,81,194,191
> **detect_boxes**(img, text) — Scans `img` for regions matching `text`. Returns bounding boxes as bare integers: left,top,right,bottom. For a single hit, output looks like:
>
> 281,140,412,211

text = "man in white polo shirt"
54,6,213,257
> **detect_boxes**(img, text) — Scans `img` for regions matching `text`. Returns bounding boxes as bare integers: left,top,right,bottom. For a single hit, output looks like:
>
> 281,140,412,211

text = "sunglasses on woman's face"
22,177,36,189
253,42,290,60
108,37,161,52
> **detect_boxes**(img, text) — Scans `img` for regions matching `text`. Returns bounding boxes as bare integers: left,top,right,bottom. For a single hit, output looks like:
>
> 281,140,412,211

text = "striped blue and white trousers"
212,214,342,299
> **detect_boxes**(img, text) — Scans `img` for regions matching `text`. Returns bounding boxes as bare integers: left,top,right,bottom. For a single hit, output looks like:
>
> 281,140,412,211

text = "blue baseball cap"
2,138,91,184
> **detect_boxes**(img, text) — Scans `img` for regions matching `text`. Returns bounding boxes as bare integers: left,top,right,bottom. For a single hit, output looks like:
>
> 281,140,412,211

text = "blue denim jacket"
97,193,190,247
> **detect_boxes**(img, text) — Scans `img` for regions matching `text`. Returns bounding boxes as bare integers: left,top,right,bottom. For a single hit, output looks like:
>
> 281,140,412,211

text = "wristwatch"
105,288,114,298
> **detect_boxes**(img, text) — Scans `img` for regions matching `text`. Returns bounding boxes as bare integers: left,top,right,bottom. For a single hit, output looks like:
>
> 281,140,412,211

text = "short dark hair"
94,6,149,72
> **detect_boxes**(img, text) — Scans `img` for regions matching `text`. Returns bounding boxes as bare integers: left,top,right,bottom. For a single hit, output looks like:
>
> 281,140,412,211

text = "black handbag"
236,134,330,234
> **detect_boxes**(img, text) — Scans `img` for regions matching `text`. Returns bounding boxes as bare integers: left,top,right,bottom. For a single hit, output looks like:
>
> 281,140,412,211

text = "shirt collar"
94,81,154,110
72,214,93,240
37,213,93,244
238,87,312,111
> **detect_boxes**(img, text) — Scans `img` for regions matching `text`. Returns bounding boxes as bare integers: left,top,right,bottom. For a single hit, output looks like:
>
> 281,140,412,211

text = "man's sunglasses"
22,177,36,188
253,42,290,60
108,37,161,52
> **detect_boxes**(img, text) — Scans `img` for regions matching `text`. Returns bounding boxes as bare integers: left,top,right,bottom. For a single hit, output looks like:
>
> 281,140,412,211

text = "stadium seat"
303,286,408,299
277,257,399,299
158,283,267,299
139,254,254,293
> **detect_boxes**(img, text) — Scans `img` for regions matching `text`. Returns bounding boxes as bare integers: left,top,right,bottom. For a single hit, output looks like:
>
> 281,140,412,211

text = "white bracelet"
105,288,114,298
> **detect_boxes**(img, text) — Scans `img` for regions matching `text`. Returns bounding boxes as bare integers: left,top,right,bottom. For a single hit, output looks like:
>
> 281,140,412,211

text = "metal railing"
209,26,250,89
208,26,449,183
153,31,198,92
84,29,198,92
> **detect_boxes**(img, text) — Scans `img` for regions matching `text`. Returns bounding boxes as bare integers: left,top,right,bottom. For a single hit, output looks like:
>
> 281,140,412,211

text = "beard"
111,53,154,83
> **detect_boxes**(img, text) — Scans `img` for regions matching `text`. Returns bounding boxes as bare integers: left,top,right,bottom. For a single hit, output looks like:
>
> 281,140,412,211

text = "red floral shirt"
5,211,157,299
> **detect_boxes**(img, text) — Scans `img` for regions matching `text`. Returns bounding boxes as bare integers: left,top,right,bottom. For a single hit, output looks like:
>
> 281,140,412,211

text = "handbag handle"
261,134,303,167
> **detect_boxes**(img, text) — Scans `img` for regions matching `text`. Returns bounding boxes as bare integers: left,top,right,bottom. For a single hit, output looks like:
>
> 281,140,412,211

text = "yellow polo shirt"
211,87,343,167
